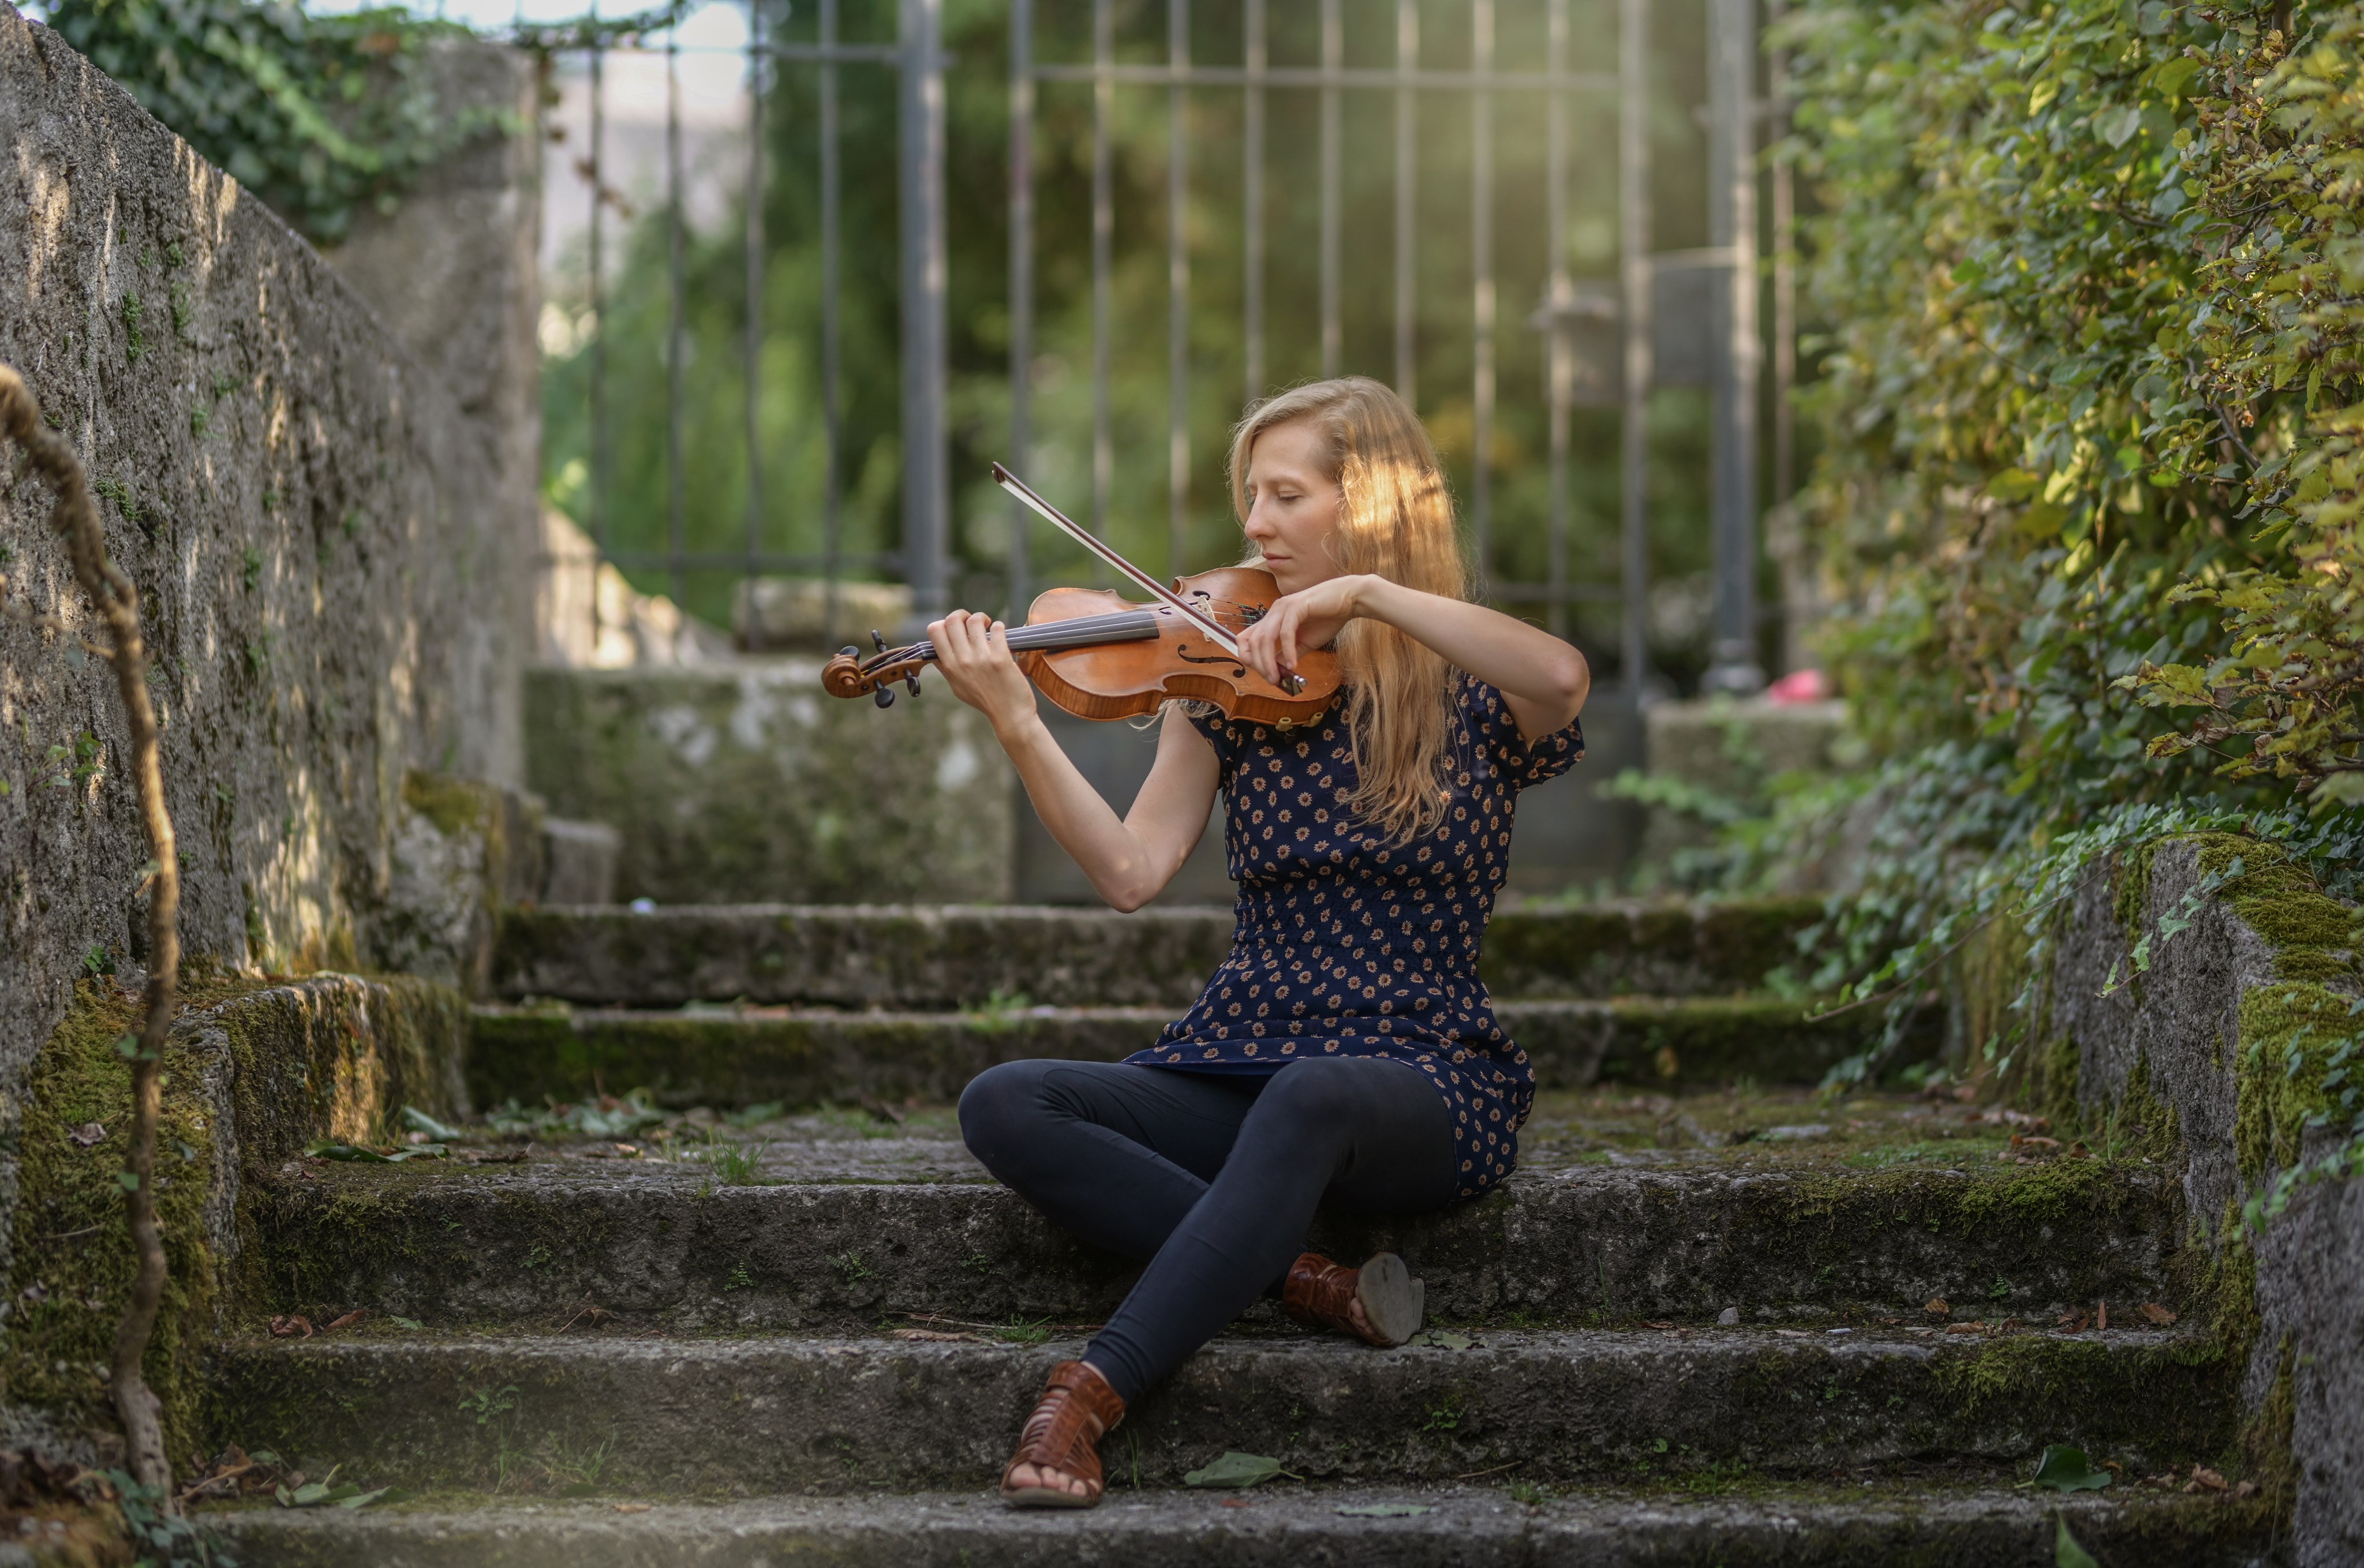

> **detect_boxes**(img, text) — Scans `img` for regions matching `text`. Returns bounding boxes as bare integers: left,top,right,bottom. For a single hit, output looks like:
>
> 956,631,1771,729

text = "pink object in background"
1765,669,1830,705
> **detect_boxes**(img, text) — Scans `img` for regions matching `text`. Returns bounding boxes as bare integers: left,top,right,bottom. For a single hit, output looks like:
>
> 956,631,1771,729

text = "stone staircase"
204,900,2281,1565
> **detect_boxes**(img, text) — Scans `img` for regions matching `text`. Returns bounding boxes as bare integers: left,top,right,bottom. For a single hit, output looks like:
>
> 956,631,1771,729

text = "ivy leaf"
1183,1452,1296,1489
2029,1445,2114,1492
2055,1511,2102,1568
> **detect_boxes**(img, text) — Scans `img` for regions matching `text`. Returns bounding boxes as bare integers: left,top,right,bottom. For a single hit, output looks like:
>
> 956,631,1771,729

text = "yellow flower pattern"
1128,675,1585,1200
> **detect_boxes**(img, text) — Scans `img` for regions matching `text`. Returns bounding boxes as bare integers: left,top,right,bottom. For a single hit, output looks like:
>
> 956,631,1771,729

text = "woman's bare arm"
1237,575,1590,742
929,611,1220,911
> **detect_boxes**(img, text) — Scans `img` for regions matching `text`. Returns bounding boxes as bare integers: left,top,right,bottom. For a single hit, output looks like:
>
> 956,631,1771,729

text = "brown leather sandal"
1282,1251,1426,1348
999,1359,1126,1509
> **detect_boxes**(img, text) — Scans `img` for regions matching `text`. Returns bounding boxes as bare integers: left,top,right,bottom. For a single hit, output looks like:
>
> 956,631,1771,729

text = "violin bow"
990,462,1244,657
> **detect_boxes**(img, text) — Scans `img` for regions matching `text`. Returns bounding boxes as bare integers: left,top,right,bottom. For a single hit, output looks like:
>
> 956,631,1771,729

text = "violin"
821,464,1342,727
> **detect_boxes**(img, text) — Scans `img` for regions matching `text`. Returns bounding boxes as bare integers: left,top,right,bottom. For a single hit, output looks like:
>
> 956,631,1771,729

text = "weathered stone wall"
2,974,467,1465
2043,837,2362,1566
523,664,1015,905
0,5,534,1358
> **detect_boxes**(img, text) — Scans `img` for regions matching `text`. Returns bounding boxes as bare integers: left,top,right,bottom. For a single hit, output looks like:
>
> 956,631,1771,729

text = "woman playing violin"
932,376,1591,1509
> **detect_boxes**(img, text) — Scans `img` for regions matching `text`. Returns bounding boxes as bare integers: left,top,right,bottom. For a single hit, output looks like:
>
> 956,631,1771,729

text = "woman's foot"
1282,1251,1425,1347
1000,1360,1125,1509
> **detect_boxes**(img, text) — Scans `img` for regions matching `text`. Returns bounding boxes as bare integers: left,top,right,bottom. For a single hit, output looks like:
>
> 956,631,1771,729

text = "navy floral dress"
1127,675,1585,1199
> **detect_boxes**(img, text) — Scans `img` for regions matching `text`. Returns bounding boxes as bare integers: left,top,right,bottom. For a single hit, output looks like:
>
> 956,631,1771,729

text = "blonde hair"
1227,377,1466,844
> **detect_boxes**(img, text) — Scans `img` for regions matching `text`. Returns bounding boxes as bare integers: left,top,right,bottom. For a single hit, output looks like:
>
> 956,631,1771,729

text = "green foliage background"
536,0,1747,664
1748,0,2364,1035
45,0,498,241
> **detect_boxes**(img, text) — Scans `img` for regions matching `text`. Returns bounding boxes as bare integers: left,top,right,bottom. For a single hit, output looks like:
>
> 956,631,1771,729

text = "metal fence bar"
1469,0,1493,593
610,549,900,570
744,0,767,589
820,0,846,646
1704,0,1760,690
1007,0,1034,616
1167,0,1190,579
1619,0,1652,695
665,21,688,623
898,0,951,626
1393,0,1416,406
1319,0,1341,381
1090,0,1114,553
1542,0,1570,639
766,40,900,61
1243,0,1265,407
1031,63,1614,89
588,29,608,650
1768,0,1795,514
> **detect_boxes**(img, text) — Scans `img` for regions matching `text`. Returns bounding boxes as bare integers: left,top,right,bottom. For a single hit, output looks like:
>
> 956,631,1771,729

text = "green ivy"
1749,0,2364,1006
47,0,491,242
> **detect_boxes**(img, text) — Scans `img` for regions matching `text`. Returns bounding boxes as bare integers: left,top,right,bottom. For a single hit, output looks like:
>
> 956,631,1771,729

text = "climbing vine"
44,0,495,242
1742,0,2364,1012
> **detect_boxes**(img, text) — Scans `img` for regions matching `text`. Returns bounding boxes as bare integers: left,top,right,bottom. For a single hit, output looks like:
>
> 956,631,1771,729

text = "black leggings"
957,1056,1460,1404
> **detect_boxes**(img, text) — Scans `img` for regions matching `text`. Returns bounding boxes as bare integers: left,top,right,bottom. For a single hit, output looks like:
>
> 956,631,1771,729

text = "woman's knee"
1255,1057,1378,1127
957,1059,1056,1165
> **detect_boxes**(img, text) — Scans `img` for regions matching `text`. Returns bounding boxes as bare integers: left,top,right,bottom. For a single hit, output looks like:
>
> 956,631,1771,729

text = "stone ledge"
463,995,1922,1109
489,899,1834,1009
207,1326,2234,1493
249,1155,2180,1330
207,1484,2276,1568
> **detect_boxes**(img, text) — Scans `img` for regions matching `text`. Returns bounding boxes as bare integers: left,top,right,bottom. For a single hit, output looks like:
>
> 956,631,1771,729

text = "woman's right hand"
929,609,1038,734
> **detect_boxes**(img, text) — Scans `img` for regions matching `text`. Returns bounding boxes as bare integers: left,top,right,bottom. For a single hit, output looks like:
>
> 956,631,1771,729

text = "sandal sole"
1355,1252,1425,1347
1000,1485,1101,1510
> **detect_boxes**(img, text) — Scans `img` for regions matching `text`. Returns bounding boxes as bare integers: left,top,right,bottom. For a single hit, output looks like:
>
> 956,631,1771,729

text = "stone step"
254,1143,2180,1331
491,899,1831,1010
207,1324,2232,1496
209,1484,2276,1568
467,993,1923,1111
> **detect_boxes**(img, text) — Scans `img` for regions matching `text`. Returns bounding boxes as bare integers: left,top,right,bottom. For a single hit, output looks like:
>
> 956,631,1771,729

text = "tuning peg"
874,686,895,708
839,645,860,658
871,630,888,653
904,673,921,697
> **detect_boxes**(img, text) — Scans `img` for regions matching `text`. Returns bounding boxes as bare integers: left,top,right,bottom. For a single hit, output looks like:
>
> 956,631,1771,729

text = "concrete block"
522,663,1015,905
541,819,620,905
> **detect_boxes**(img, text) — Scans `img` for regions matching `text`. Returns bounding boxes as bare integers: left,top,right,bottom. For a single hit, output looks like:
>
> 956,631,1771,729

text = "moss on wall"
5,979,256,1465
4,972,467,1469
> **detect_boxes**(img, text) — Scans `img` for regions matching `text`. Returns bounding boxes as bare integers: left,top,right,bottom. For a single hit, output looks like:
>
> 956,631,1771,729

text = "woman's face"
1241,418,1346,597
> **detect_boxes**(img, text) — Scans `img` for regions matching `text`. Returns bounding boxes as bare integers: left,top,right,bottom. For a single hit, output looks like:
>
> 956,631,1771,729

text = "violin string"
863,609,1164,672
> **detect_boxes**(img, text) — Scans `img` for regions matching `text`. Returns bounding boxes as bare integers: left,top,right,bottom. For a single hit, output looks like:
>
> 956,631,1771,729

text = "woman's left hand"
1237,574,1367,687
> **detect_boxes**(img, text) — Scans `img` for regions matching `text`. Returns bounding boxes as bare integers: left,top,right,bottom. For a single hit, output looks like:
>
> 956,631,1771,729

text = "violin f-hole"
1175,643,1247,678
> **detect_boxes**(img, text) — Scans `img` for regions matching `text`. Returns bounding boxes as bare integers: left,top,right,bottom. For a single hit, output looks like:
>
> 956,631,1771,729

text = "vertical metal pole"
1393,0,1417,406
1007,0,1034,617
1704,0,1762,692
1543,0,1570,639
899,0,951,625
1618,0,1652,697
1243,0,1266,406
743,0,766,596
589,31,609,653
1769,0,1798,674
1469,0,1493,594
821,0,844,644
1768,0,1796,518
1090,0,1114,552
665,20,688,628
1319,0,1341,381
1168,0,1191,579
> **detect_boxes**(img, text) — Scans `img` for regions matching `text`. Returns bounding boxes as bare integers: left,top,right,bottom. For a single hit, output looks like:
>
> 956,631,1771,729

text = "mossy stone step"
208,1484,2277,1568
253,1151,2180,1331
466,994,1927,1111
491,898,1831,1010
207,1327,2235,1496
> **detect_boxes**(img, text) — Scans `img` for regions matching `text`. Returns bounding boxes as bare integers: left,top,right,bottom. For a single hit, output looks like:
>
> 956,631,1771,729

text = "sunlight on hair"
1227,378,1466,844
